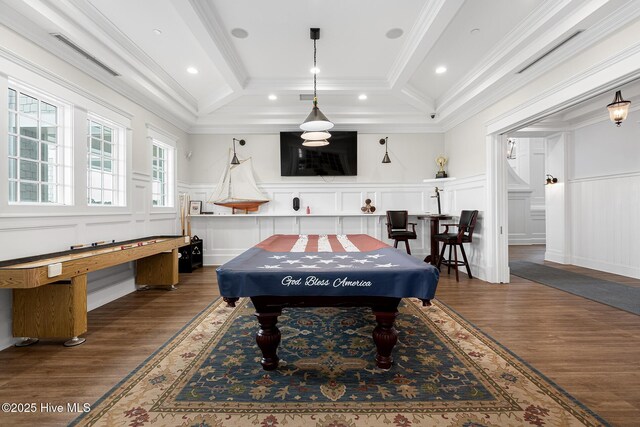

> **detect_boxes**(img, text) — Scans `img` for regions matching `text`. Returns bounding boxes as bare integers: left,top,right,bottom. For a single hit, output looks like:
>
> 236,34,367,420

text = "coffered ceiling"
0,0,638,134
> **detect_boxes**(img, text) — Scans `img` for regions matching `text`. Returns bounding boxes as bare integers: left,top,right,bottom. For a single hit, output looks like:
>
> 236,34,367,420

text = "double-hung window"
151,140,173,207
87,117,126,206
8,86,72,204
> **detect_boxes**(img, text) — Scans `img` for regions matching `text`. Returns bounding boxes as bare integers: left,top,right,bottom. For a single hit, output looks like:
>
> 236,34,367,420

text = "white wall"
508,138,546,245
544,133,570,263
188,133,444,187
552,110,640,278
0,25,188,349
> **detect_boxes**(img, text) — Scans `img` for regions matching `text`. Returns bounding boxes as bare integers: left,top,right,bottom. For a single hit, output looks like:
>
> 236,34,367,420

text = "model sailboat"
209,153,269,214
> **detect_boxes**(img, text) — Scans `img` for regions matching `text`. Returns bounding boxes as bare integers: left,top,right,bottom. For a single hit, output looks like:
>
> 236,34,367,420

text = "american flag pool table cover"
216,234,440,300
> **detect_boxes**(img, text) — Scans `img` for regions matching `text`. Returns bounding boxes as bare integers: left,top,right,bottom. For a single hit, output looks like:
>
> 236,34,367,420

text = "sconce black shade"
293,197,300,211
380,137,391,164
231,138,245,165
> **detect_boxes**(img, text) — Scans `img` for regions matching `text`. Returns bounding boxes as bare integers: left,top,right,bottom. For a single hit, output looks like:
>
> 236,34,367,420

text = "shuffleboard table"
217,234,440,370
0,235,190,347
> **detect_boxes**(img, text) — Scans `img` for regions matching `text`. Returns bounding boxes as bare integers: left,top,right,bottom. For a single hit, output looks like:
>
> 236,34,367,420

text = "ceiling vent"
299,94,314,101
51,33,120,77
517,30,584,74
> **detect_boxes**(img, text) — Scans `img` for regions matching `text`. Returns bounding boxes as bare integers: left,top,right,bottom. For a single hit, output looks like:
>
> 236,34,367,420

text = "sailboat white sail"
209,154,269,214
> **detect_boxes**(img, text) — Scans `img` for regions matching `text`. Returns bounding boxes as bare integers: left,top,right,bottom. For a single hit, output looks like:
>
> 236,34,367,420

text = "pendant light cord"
313,38,317,107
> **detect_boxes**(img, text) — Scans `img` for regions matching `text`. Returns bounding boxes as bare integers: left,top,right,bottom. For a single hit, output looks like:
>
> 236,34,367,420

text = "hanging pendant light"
231,138,245,165
607,90,631,127
300,28,334,134
380,137,391,164
300,130,331,147
302,139,330,147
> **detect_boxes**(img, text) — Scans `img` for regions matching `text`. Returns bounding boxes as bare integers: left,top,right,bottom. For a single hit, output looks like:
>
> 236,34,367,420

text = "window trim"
7,83,73,205
86,114,127,207
151,140,170,207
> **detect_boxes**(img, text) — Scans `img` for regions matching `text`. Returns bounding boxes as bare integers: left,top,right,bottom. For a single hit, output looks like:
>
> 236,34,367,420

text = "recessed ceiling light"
231,28,249,39
310,67,320,74
153,28,162,35
435,66,447,74
470,28,480,35
268,94,277,100
358,94,367,100
187,67,198,74
386,28,404,39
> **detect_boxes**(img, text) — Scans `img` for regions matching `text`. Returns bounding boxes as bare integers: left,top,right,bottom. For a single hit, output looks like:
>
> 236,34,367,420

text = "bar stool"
435,210,478,281
386,210,417,254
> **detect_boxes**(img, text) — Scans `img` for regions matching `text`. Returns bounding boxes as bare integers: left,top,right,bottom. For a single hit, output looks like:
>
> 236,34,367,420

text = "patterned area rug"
72,299,607,426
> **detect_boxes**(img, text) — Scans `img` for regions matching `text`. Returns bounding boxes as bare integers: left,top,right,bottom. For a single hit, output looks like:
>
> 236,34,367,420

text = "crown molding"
66,0,198,110
244,78,390,94
146,123,179,143
0,44,133,120
188,123,443,135
440,0,640,132
387,0,464,89
8,0,199,116
437,0,576,112
177,0,248,91
0,1,194,131
485,41,640,135
397,84,435,114
197,84,239,115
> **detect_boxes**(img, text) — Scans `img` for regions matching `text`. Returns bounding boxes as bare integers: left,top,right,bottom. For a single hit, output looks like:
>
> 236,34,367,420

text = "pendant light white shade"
302,139,330,147
607,90,631,127
300,130,331,140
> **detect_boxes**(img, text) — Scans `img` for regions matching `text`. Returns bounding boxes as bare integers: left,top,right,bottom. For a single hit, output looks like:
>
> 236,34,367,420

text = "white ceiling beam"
174,0,248,93
244,78,390,95
386,0,465,91
198,85,241,116
396,84,435,115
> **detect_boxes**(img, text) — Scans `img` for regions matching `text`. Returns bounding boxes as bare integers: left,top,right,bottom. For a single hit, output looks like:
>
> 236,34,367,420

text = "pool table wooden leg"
223,297,239,307
255,311,282,371
372,310,398,369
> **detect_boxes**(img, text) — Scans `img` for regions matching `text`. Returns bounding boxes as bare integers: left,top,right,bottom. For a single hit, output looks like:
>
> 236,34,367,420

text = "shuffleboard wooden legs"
254,311,282,371
372,310,398,369
135,249,179,290
12,275,88,346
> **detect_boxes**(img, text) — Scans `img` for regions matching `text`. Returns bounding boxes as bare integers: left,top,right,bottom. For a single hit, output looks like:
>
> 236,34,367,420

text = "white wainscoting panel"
569,173,640,278
508,189,546,245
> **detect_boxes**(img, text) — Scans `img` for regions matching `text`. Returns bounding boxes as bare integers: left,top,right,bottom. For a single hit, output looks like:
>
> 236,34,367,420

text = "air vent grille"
517,30,584,74
299,94,314,101
51,33,120,77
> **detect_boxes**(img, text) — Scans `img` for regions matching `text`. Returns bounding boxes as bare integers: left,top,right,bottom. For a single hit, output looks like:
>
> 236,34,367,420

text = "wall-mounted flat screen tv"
280,131,357,176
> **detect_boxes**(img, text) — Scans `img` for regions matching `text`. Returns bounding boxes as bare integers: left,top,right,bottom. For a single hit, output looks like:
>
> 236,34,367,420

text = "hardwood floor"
0,247,638,426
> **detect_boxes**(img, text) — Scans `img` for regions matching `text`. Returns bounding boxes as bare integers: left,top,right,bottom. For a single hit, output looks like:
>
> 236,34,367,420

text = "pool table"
217,234,439,370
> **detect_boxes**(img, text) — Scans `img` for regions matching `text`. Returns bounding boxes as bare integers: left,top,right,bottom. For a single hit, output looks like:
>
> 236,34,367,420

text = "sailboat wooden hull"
214,200,269,214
